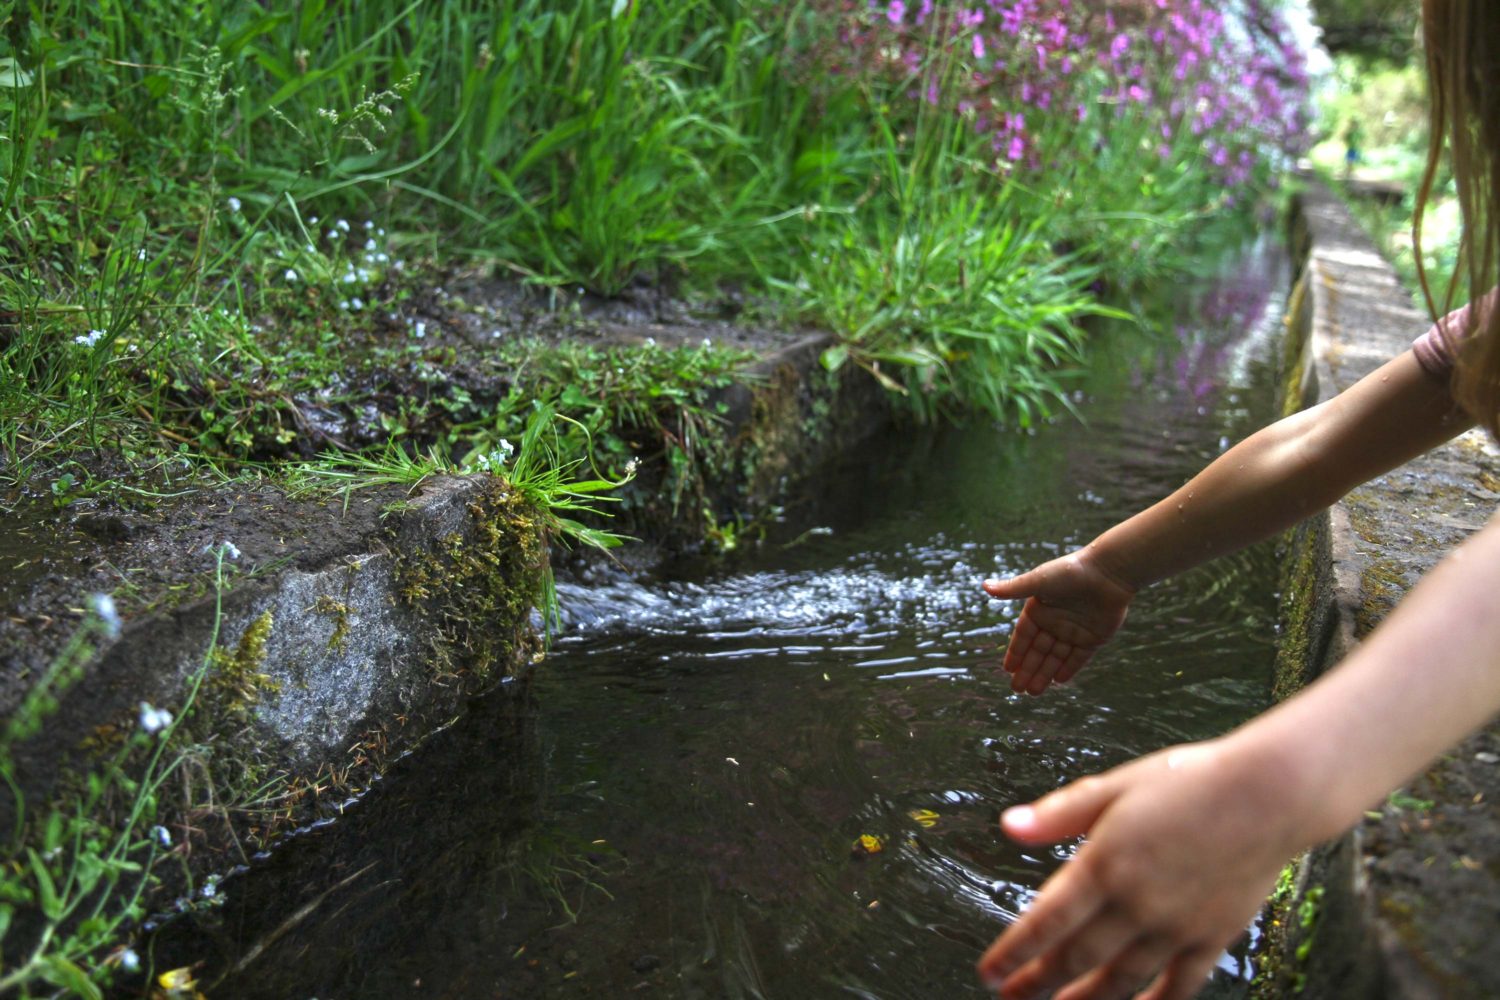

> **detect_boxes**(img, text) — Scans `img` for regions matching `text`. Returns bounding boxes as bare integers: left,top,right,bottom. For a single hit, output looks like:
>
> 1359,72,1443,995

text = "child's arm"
986,349,1471,694
977,507,1500,1000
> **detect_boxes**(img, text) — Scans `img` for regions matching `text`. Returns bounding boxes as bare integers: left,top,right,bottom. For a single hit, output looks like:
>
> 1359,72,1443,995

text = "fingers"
1052,936,1180,1000
984,572,1039,600
1002,613,1041,675
1002,774,1117,845
1011,629,1073,695
1135,946,1221,1000
977,861,1104,990
998,911,1144,1000
1001,601,1097,695
1055,645,1094,685
1010,620,1057,692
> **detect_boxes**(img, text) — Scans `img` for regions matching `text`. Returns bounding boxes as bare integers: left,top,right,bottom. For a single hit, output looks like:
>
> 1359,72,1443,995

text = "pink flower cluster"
846,0,1311,193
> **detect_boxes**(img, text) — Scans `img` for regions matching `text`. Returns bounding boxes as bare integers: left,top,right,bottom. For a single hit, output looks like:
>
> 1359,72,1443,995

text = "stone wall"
0,332,889,877
1261,180,1500,998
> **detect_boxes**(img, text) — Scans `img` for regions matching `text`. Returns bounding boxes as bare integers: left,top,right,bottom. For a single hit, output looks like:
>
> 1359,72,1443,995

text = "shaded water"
165,240,1290,998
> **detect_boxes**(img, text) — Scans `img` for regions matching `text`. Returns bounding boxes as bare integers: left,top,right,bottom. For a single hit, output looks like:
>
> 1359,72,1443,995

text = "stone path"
1269,180,1500,999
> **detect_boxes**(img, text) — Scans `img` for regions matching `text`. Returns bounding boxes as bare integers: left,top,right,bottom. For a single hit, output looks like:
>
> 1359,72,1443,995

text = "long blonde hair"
1417,0,1500,437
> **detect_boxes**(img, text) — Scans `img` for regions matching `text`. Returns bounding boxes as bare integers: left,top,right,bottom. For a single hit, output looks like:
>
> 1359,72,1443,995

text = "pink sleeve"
1412,290,1497,378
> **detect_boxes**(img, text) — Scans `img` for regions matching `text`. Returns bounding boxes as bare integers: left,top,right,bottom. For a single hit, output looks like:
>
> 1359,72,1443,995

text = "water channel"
160,238,1291,998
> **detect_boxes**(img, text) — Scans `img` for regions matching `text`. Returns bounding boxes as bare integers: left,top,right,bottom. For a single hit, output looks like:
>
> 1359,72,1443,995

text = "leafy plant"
0,548,239,997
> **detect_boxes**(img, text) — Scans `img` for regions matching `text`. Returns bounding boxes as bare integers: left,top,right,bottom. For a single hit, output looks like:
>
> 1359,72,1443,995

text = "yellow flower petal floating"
156,965,201,995
851,833,885,858
908,808,940,828
158,969,196,992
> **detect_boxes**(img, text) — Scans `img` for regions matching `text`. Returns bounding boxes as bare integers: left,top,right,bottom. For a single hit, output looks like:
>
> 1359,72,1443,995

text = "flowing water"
164,239,1291,999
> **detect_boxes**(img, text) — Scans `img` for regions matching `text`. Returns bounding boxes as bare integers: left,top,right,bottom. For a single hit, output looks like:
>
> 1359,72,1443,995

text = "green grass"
2,0,1267,504
0,547,241,1000
1308,53,1465,311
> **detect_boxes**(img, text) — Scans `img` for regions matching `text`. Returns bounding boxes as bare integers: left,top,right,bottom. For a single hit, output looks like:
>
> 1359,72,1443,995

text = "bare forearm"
1229,512,1500,842
1085,352,1469,590
1086,408,1335,589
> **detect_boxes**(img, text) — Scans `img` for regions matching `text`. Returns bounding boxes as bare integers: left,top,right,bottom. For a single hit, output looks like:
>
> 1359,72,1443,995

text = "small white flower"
412,321,427,339
350,296,363,310
227,196,242,213
702,338,712,348
308,216,319,225
339,299,350,311
357,268,371,282
364,237,377,251
644,336,656,347
489,329,502,339
336,219,350,232
136,248,147,261
73,329,105,348
201,876,219,899
376,252,389,263
90,592,122,638
119,948,141,972
343,271,358,284
327,229,340,242
377,227,386,236
364,220,374,230
285,268,299,282
222,540,241,560
150,825,171,848
306,243,316,253
625,457,640,476
138,703,173,734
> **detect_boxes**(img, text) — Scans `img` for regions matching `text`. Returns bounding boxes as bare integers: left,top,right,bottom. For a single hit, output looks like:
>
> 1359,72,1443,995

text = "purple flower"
973,33,985,60
886,0,905,26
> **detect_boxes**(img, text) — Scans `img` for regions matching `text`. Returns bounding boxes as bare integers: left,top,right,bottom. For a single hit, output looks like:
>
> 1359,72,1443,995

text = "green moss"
1273,520,1326,702
1356,556,1407,637
1295,885,1325,963
394,479,547,683
312,595,354,652
208,609,279,714
1251,862,1307,1000
1279,273,1312,419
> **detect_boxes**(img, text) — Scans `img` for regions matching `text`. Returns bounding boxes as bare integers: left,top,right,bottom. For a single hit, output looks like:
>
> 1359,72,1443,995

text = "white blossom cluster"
464,439,515,474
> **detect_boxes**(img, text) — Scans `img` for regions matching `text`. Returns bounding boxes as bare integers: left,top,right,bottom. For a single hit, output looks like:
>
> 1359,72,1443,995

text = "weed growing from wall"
0,546,239,997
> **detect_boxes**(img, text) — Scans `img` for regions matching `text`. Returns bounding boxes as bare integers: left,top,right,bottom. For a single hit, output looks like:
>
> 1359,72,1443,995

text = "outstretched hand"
977,741,1306,1000
983,550,1135,694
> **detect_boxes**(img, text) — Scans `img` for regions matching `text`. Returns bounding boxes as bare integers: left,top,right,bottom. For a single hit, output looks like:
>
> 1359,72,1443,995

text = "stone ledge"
0,330,888,871
1265,180,1500,998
